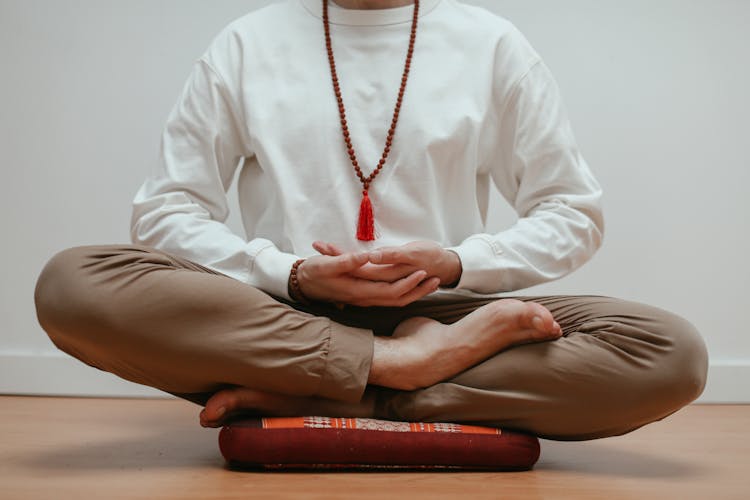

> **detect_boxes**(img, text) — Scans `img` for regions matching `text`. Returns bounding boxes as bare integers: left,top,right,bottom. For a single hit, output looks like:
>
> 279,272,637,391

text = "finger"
328,242,345,255
350,263,420,282
368,246,417,266
392,276,441,307
316,245,336,256
312,241,328,254
349,269,426,305
354,275,439,307
385,269,430,298
303,253,367,279
326,252,370,273
312,241,339,256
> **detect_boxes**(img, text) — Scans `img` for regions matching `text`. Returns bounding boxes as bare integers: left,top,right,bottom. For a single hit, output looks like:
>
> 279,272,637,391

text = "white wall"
1,0,747,401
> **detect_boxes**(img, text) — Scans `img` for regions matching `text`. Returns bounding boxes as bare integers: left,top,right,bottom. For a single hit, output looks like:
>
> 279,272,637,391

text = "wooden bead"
323,0,419,237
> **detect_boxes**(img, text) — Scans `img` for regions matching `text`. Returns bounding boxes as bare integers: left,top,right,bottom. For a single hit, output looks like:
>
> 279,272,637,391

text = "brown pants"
33,244,708,441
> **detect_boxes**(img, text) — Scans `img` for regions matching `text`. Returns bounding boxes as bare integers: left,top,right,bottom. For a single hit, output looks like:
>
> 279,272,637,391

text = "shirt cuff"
446,235,506,294
251,244,301,301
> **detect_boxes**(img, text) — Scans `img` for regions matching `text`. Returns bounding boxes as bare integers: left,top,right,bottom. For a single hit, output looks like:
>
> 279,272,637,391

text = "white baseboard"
0,353,173,398
0,353,747,403
699,361,750,403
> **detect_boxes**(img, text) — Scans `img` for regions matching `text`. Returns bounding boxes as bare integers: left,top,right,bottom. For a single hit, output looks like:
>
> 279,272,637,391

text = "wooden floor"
0,397,747,499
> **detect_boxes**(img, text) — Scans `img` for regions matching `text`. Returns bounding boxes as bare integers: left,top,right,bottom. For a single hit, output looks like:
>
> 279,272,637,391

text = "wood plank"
0,397,747,499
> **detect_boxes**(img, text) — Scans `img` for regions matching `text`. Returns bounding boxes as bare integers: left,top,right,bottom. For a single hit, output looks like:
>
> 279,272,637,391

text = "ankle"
368,336,423,391
368,336,397,387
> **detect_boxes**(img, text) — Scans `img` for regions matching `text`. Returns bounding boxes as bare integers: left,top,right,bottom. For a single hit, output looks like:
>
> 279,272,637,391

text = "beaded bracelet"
289,259,311,305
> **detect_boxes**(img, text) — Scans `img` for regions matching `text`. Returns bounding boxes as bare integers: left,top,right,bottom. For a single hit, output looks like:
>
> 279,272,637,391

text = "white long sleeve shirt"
131,0,604,302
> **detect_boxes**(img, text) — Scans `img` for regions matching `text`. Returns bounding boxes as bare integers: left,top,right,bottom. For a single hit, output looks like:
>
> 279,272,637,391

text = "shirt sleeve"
447,40,604,294
130,57,299,300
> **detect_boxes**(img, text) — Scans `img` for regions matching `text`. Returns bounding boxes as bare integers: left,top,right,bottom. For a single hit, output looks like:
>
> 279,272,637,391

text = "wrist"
288,259,311,304
441,249,462,288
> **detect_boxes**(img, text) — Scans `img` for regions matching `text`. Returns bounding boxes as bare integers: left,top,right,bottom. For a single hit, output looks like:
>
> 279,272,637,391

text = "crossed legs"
33,244,708,441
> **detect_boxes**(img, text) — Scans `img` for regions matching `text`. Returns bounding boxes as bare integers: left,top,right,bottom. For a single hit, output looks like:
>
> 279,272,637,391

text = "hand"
312,241,419,283
369,241,462,287
295,251,441,307
315,240,462,287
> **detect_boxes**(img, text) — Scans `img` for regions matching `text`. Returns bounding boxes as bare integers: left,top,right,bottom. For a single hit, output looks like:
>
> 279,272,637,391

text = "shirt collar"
299,0,442,26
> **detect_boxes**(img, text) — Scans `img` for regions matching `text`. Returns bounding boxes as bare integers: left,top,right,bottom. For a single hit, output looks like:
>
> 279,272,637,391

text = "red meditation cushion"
219,416,540,471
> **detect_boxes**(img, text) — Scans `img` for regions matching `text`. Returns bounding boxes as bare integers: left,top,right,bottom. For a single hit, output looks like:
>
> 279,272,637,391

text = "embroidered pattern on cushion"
261,416,501,435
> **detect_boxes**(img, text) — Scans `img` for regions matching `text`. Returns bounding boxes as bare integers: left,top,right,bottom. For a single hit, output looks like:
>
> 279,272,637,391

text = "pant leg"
33,244,373,403
370,295,709,441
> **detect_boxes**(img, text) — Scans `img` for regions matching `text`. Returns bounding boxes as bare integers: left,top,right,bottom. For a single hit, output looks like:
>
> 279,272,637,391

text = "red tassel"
356,190,375,241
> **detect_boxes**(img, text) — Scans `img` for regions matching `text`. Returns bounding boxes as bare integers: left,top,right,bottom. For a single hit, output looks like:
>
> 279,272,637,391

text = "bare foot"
199,387,375,428
200,299,559,428
369,299,562,391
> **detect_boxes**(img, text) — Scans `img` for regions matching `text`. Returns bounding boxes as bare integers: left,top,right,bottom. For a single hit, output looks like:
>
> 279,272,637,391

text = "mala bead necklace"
322,0,420,241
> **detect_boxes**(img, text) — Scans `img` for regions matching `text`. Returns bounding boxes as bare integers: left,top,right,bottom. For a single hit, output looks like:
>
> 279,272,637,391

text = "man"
34,0,708,440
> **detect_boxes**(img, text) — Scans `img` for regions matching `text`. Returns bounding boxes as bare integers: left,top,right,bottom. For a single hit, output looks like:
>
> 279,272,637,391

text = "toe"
200,387,292,427
528,303,557,332
201,389,237,426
